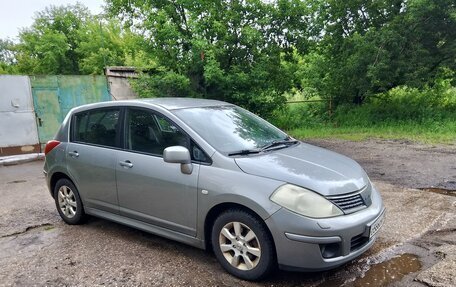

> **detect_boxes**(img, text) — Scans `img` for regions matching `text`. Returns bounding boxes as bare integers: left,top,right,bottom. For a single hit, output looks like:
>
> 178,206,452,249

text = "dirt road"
0,139,455,286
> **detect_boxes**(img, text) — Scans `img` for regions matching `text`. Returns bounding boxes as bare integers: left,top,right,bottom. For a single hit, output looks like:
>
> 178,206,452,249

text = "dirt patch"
419,188,456,197
305,139,456,190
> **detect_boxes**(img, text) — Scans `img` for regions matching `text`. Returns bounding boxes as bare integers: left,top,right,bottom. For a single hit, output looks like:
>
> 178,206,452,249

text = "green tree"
13,3,149,75
0,39,18,74
107,0,307,116
77,18,127,74
308,0,456,104
16,4,92,74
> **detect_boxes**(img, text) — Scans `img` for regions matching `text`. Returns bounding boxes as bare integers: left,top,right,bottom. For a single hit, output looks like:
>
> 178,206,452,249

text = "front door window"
126,108,188,155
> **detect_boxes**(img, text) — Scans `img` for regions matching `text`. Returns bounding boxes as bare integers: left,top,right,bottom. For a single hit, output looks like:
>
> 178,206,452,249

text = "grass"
288,123,456,145
269,87,456,145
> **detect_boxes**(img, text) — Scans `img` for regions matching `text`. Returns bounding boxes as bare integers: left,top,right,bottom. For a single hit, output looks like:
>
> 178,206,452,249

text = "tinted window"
74,112,89,142
126,109,188,156
73,109,120,148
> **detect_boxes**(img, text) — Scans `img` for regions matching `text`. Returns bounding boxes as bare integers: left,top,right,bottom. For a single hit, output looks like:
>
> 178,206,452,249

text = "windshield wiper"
261,138,299,151
228,137,298,156
228,149,261,156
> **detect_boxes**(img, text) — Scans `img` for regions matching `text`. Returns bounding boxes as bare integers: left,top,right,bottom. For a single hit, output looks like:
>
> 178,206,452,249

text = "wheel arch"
50,172,76,198
203,202,276,252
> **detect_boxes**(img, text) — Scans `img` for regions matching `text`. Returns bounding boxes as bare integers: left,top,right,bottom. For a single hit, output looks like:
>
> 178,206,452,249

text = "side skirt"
85,207,205,249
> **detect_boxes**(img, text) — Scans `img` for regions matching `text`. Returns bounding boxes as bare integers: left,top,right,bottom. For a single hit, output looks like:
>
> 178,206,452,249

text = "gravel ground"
0,139,455,286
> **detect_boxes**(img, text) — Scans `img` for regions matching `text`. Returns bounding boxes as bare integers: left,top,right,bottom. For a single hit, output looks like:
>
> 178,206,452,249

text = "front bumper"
265,186,385,271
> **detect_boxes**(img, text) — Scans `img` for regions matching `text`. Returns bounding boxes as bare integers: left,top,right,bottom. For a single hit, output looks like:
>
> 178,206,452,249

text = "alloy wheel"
57,185,77,218
219,221,261,270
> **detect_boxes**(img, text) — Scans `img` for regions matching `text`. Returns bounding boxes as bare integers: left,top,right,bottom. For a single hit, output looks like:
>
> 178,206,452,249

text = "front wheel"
53,178,86,225
211,209,275,280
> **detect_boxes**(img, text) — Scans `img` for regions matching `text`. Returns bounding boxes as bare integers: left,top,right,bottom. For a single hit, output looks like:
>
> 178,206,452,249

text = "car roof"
70,97,232,113
138,97,230,110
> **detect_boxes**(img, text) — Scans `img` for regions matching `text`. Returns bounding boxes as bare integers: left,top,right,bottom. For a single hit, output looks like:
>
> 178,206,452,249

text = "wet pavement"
0,139,455,286
318,253,422,287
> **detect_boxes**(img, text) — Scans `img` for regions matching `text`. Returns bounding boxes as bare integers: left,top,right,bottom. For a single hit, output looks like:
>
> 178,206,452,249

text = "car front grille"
326,189,367,212
350,234,369,251
330,193,365,211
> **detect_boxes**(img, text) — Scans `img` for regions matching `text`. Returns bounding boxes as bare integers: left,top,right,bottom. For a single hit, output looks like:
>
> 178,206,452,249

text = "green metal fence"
31,75,111,144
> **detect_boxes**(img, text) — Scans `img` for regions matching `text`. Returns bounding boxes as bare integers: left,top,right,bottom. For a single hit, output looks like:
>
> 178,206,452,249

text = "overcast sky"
0,0,105,41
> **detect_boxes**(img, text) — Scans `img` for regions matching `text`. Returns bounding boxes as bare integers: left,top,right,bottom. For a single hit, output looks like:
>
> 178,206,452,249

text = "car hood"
234,142,368,196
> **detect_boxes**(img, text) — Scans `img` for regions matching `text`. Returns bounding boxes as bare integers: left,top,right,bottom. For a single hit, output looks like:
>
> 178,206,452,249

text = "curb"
0,153,45,166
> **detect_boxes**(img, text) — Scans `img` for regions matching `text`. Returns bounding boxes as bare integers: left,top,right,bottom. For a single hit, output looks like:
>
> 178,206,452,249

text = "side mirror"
163,146,193,174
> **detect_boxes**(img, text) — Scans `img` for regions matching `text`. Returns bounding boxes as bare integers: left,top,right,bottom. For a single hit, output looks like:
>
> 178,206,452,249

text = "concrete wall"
0,76,40,155
105,66,138,100
108,77,138,100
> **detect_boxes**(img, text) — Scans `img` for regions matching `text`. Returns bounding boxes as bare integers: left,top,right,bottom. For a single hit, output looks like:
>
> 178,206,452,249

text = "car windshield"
173,106,289,154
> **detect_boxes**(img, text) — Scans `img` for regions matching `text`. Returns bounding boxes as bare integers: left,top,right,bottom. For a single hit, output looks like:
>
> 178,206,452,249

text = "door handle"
68,151,79,158
119,160,133,168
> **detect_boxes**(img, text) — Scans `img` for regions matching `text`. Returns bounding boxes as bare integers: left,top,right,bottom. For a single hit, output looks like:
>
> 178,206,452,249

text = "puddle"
349,253,421,286
319,253,422,287
7,180,27,184
419,188,456,197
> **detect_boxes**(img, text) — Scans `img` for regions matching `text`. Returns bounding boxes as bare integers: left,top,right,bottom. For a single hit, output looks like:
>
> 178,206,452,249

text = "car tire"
211,209,275,281
53,178,87,225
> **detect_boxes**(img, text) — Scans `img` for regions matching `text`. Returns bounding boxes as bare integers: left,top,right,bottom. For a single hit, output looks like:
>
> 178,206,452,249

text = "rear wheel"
211,209,275,280
54,178,86,225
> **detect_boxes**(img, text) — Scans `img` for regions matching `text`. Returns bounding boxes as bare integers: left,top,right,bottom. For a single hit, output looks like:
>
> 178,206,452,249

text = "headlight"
270,184,343,218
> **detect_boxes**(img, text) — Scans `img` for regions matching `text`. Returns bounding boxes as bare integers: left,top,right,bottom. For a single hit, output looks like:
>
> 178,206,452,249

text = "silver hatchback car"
44,98,385,280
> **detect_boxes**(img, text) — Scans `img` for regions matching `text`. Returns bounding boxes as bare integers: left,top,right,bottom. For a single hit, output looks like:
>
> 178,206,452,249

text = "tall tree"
16,4,92,74
107,0,311,116
77,18,128,74
13,3,148,75
308,0,456,104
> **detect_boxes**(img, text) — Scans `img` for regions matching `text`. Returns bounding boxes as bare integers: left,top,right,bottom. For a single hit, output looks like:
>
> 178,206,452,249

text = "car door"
66,107,121,214
116,107,200,236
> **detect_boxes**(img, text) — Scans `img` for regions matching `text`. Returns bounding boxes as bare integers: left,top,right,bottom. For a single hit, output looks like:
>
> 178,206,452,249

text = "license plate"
369,211,385,238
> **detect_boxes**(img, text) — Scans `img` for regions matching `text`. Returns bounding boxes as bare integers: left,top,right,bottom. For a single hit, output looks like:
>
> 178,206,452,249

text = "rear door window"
73,108,120,148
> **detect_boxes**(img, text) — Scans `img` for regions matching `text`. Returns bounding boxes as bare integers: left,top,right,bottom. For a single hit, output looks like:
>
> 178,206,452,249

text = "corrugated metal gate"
31,75,111,144
0,76,40,155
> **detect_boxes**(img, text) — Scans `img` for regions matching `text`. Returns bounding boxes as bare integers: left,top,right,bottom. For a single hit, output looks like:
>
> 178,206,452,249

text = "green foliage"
289,122,456,144
0,0,454,129
0,39,18,74
106,0,300,116
273,79,456,143
8,3,150,75
306,0,456,103
131,70,193,98
269,100,329,130
77,19,125,74
16,4,91,74
333,78,456,126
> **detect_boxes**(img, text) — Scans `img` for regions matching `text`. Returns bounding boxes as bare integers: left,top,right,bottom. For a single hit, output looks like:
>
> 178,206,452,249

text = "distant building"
105,66,139,101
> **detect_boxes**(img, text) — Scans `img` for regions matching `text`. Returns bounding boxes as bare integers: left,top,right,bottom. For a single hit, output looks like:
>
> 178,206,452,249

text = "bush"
130,71,194,98
268,100,329,130
268,78,455,144
333,79,456,127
